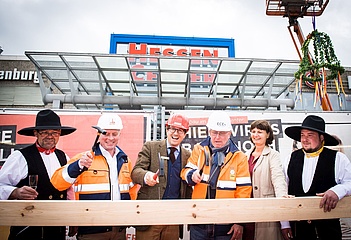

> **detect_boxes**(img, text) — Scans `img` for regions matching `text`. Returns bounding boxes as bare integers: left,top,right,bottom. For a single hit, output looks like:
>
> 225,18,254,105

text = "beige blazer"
245,145,288,240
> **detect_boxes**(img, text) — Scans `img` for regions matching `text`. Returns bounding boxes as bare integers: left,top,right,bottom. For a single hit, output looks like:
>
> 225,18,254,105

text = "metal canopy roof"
25,51,299,110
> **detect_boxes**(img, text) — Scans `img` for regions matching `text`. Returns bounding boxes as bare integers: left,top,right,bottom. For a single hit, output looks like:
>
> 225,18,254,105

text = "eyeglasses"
209,130,229,137
167,127,185,134
38,131,61,137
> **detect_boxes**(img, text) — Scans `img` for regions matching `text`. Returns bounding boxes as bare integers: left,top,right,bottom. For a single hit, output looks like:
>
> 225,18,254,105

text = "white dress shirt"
283,151,351,199
99,145,121,200
0,149,74,200
280,150,351,229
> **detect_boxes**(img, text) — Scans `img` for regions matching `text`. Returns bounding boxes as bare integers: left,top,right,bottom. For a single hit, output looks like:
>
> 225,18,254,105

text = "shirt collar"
166,142,179,152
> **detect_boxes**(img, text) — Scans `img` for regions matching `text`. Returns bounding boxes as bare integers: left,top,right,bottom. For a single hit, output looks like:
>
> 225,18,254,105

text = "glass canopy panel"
59,81,80,92
277,62,299,74
249,61,280,73
215,85,237,95
103,71,130,81
273,75,295,85
109,82,131,92
160,58,188,71
52,82,69,92
127,57,159,70
270,86,287,96
189,81,212,87
96,56,129,69
217,73,241,84
160,72,187,83
161,92,184,97
162,83,185,92
62,55,96,69
219,60,251,73
189,73,216,83
79,82,102,93
73,70,100,81
189,59,219,72
246,75,267,85
189,87,211,97
243,86,260,94
130,68,159,82
29,55,65,68
135,85,157,96
44,69,69,80
110,92,130,97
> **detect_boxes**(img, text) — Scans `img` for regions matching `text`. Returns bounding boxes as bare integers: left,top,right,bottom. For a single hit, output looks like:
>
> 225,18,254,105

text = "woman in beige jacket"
242,120,291,240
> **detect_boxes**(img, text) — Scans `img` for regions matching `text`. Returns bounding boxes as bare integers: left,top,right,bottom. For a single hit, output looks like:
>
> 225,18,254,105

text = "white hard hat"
206,111,232,131
97,113,123,130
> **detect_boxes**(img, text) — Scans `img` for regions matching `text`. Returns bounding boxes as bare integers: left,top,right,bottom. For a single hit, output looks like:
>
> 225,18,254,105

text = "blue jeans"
190,224,232,240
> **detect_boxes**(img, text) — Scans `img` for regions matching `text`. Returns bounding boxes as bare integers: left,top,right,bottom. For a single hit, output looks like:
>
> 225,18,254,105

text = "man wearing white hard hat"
51,113,137,240
181,111,252,240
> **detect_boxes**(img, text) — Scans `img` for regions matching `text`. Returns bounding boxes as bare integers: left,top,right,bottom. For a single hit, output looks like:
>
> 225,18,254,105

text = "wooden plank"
1,197,351,226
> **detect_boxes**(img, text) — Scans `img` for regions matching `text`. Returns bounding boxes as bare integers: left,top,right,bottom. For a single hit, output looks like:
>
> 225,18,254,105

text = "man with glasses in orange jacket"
131,113,193,240
181,111,252,240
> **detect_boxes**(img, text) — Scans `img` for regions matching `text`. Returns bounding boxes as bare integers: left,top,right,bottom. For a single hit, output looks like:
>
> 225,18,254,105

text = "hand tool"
82,125,106,171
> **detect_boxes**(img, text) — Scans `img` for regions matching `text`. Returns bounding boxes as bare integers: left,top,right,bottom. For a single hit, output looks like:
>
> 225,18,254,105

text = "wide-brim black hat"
18,109,76,136
284,115,338,146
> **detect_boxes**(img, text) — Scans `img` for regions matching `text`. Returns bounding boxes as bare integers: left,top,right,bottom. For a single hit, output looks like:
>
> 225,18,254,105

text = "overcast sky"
1,0,350,66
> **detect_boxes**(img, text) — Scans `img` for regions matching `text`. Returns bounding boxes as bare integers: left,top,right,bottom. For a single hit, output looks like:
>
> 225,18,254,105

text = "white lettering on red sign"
128,43,218,57
126,43,220,82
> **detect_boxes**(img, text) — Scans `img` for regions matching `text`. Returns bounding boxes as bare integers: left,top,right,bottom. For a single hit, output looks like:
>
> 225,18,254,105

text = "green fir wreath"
294,29,344,82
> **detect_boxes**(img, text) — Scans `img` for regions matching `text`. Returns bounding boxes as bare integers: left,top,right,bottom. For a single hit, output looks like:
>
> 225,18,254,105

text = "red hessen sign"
128,43,219,82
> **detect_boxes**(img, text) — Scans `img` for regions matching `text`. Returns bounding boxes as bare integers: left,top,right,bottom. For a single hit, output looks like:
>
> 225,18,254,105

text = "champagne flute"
29,175,38,190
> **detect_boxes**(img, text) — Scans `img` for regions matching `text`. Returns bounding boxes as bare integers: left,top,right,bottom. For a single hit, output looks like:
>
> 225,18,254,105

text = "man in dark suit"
131,113,192,240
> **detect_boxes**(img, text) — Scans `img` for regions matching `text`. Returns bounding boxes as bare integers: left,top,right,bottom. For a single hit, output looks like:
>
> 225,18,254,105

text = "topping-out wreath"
294,29,346,108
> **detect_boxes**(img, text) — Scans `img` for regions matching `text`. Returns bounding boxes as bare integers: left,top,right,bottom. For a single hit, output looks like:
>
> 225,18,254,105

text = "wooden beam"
1,197,351,226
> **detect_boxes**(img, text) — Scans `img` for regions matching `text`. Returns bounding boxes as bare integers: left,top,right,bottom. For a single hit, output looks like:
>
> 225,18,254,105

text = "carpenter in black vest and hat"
283,115,351,240
0,109,76,240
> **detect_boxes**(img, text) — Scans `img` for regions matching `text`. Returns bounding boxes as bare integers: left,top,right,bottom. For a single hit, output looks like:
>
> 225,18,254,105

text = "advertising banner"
0,110,151,167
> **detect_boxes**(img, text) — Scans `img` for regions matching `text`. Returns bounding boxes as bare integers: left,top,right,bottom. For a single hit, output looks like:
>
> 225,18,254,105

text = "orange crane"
266,0,333,111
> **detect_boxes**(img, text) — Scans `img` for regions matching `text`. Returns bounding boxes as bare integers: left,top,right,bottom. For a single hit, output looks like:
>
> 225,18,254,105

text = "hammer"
91,125,107,152
82,126,106,171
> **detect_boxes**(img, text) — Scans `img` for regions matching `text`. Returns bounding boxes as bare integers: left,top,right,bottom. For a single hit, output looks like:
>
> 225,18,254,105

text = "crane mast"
266,0,332,110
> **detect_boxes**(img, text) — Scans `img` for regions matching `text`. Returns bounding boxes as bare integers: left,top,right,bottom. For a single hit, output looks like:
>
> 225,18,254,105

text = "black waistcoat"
17,144,67,200
287,148,337,196
9,144,68,240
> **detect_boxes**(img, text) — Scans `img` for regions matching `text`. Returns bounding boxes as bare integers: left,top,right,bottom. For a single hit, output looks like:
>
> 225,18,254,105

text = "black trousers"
8,226,66,240
291,219,341,240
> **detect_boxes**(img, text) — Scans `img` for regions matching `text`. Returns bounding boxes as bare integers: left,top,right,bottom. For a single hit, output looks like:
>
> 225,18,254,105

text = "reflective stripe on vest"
236,176,251,186
119,182,134,193
202,173,210,182
74,183,110,192
185,162,198,169
217,180,236,189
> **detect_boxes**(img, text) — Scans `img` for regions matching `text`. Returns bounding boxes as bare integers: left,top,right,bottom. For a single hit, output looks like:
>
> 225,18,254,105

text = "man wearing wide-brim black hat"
0,109,76,240
283,115,351,240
